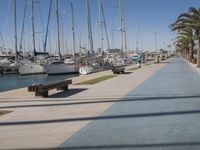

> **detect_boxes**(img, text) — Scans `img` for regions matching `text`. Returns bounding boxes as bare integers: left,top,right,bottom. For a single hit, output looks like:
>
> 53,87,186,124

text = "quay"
0,61,163,149
0,57,200,149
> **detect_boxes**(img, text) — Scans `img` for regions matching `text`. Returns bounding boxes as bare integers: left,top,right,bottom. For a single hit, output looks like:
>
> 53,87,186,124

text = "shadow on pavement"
59,142,200,149
1,95,200,109
1,109,200,126
160,61,170,64
49,88,88,98
122,72,132,74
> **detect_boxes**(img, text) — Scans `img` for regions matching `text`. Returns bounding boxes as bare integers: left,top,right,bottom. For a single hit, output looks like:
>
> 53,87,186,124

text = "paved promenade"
61,57,200,150
0,62,164,149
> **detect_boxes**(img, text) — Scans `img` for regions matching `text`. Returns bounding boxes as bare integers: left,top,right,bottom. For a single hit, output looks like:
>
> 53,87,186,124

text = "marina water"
0,74,78,92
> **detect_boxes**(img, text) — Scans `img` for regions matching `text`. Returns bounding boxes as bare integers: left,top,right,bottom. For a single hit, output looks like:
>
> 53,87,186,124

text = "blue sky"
0,0,199,54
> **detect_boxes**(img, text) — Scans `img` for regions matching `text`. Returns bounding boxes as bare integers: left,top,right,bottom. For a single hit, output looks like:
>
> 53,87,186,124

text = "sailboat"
19,0,46,75
79,0,94,75
79,0,109,75
44,0,78,75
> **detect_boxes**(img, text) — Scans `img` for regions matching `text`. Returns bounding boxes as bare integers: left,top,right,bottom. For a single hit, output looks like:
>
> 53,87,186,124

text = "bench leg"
28,86,32,92
28,85,38,92
35,91,48,97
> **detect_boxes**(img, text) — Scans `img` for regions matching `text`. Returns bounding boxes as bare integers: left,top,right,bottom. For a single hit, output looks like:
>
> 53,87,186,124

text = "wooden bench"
112,66,125,74
28,79,72,97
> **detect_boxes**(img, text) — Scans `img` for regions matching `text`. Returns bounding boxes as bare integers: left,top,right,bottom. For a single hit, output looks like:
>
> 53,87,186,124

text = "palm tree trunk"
186,49,189,60
197,38,200,67
184,49,187,59
189,44,193,62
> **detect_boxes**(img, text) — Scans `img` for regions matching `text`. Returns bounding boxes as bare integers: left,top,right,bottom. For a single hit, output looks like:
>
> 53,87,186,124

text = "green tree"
170,7,200,65
174,33,190,59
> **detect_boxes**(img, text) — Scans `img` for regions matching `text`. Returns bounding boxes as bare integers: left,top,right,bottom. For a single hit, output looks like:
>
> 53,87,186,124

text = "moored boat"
19,62,46,75
79,65,93,75
44,59,78,75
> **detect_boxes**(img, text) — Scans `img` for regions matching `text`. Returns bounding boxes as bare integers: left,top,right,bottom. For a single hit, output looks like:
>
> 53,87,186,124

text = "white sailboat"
44,1,78,75
79,65,93,75
79,0,109,75
44,62,77,75
79,0,94,75
19,62,45,75
44,57,78,75
19,0,46,75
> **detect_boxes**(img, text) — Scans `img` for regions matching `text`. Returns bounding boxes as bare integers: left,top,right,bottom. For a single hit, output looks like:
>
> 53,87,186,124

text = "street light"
153,31,157,52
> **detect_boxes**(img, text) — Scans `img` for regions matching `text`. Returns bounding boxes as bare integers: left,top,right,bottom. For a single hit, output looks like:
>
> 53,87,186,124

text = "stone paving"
61,57,200,150
0,62,164,149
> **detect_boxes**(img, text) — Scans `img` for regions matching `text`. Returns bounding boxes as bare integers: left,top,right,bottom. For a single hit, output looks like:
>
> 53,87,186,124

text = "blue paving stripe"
60,57,200,150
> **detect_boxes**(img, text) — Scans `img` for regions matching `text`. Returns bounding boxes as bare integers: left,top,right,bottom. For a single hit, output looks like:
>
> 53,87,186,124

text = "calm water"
0,74,78,92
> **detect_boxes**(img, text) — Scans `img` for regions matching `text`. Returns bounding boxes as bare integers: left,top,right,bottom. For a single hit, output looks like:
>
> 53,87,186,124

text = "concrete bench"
28,79,72,97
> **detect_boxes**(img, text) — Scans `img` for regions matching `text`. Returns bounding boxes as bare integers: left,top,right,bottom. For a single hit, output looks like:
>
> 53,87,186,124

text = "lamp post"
153,31,157,52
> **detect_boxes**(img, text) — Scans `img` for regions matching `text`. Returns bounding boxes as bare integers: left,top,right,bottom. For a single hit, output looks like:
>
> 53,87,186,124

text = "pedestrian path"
61,57,200,150
0,59,165,149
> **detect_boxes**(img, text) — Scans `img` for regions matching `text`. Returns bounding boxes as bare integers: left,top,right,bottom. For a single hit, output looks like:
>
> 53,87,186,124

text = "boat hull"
44,63,78,75
79,66,93,75
19,63,46,75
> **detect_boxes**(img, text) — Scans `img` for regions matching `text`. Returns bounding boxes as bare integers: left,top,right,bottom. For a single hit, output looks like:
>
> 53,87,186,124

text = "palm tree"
170,7,200,66
170,16,194,62
174,33,190,59
179,28,194,61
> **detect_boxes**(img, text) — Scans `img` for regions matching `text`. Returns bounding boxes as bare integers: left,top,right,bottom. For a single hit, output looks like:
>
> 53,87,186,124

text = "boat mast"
119,0,127,53
122,1,127,52
0,30,5,49
111,24,114,49
98,0,103,51
119,0,124,52
31,0,36,62
70,2,76,58
19,0,27,52
44,0,52,53
48,30,51,54
86,0,94,55
14,0,18,63
60,21,65,54
56,0,61,60
99,0,110,50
